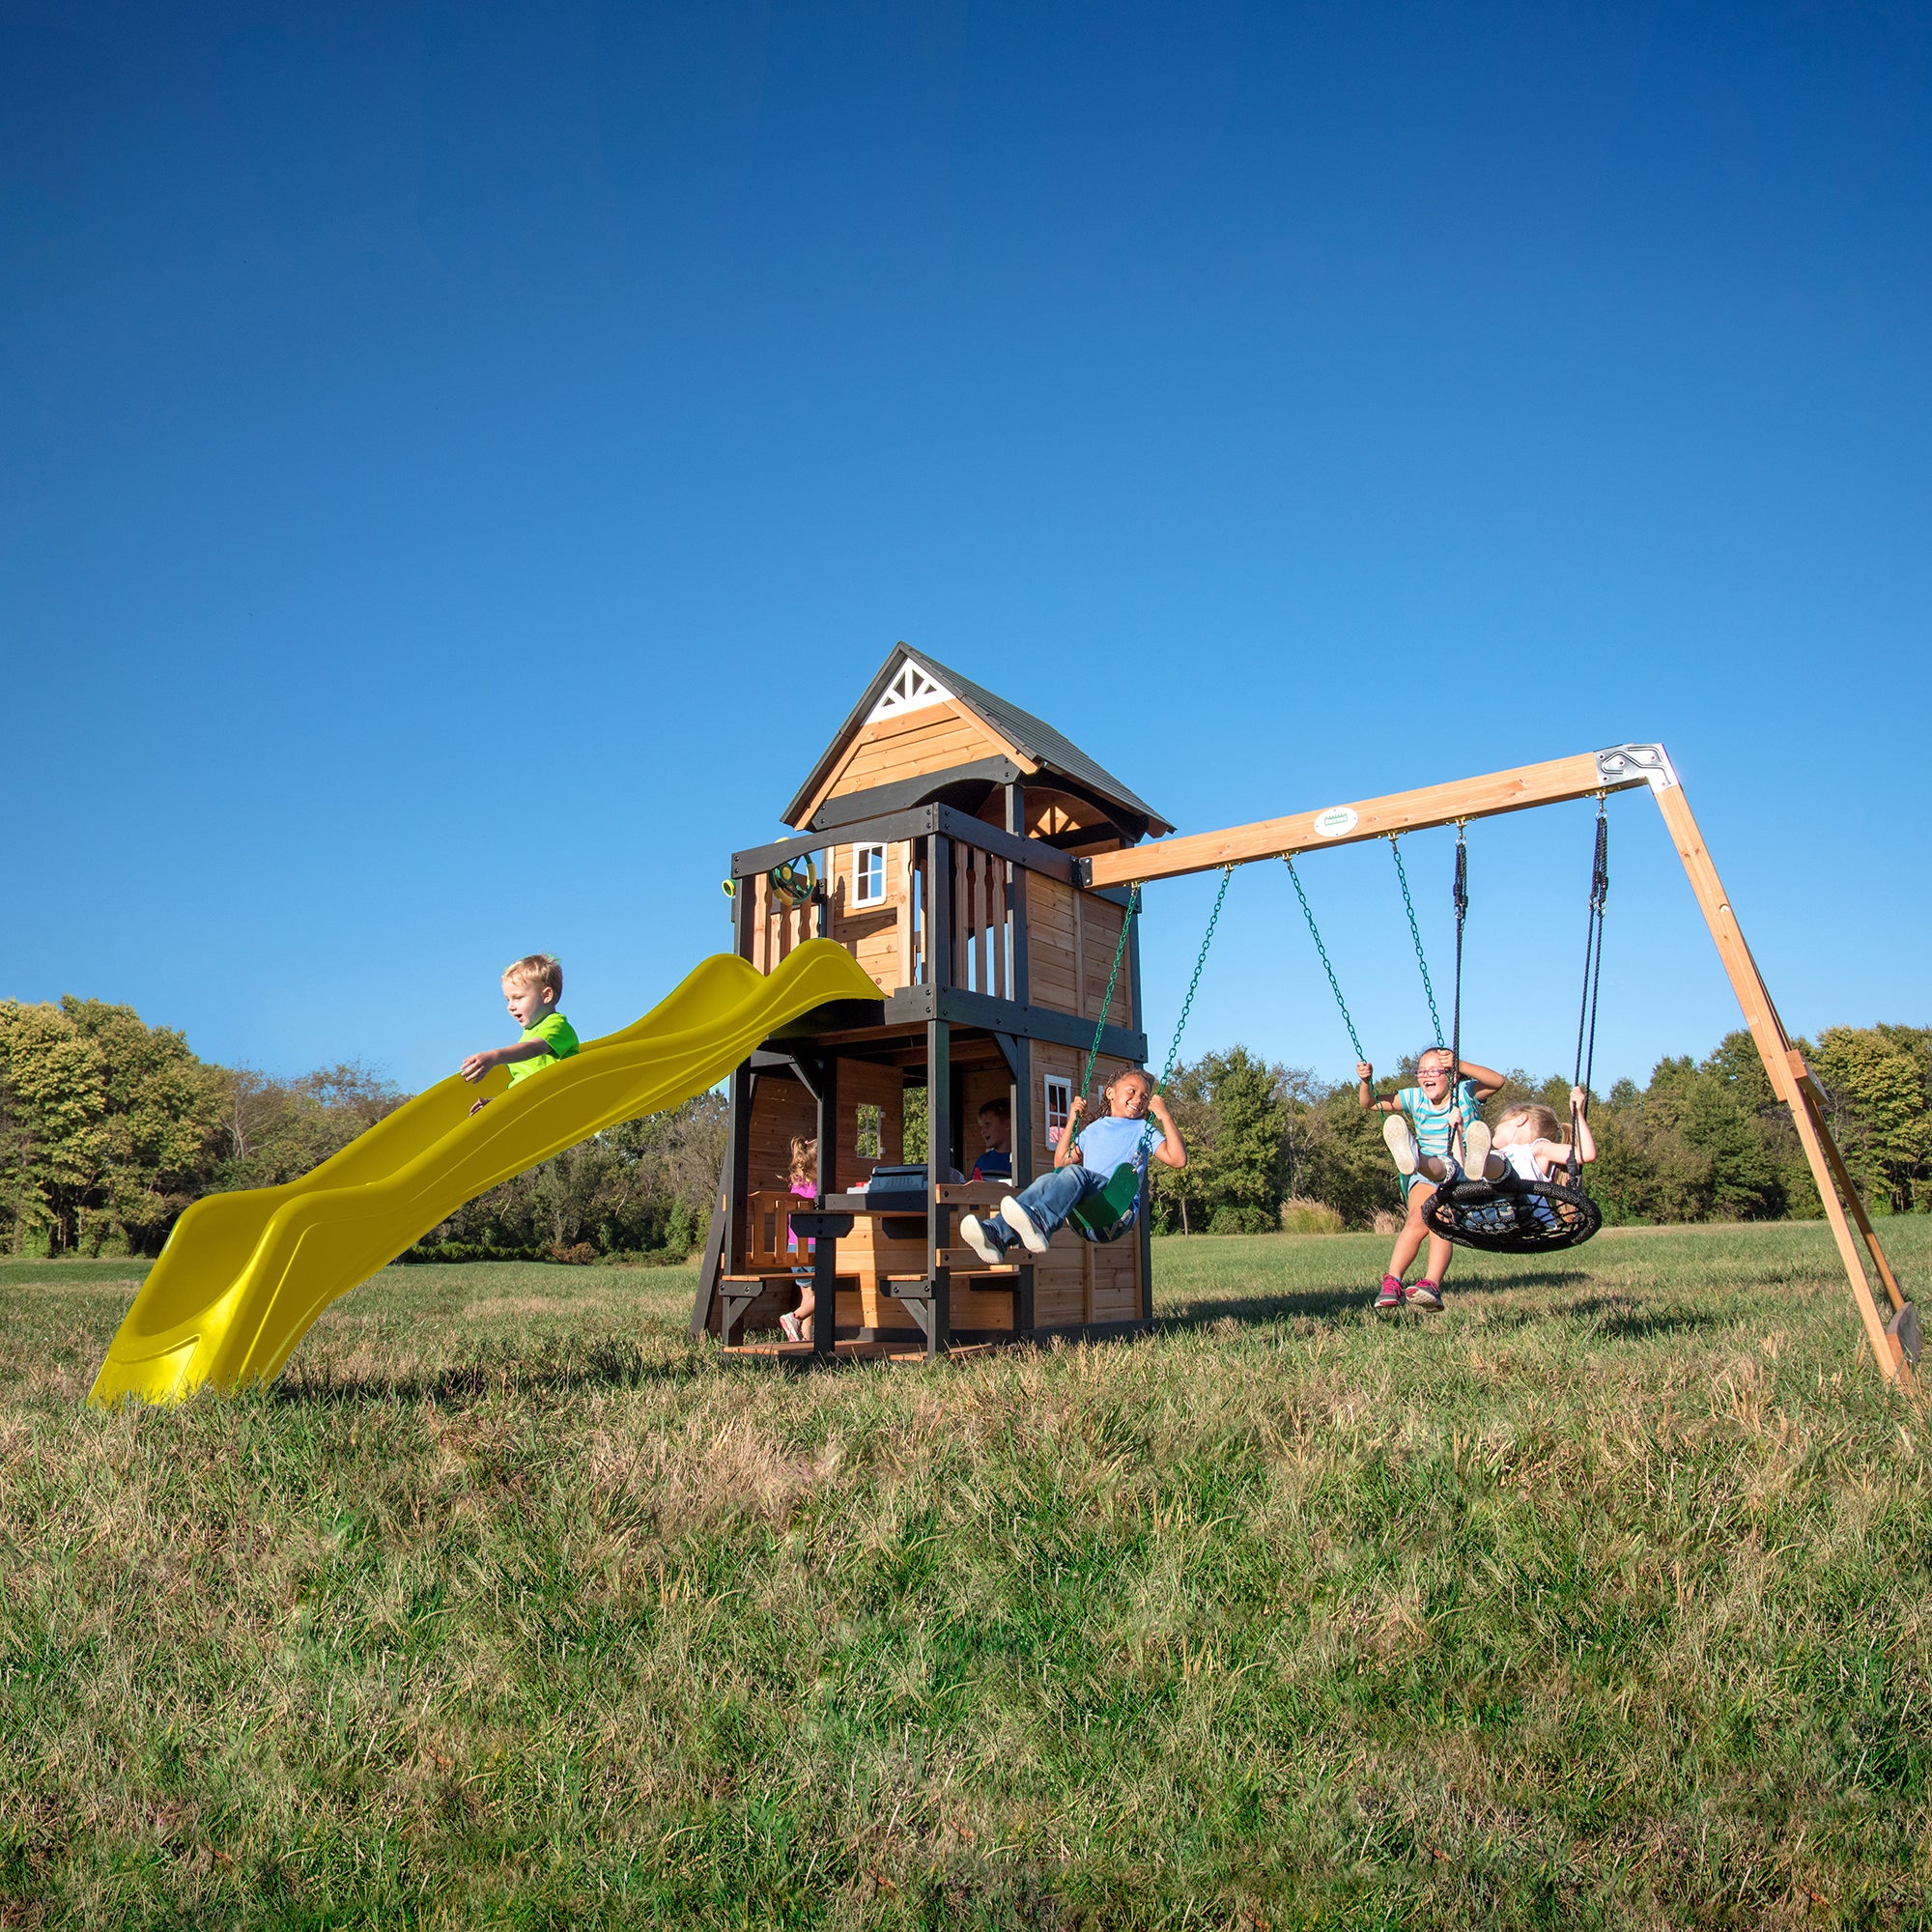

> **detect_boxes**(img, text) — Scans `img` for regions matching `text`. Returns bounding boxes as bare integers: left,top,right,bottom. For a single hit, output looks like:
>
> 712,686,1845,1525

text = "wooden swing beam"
1083,743,1917,1390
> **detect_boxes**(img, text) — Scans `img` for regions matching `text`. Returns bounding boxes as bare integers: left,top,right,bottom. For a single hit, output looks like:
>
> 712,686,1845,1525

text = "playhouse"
691,644,1172,1357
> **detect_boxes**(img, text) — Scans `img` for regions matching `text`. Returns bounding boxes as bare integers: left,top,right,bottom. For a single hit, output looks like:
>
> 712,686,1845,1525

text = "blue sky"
4,1,1928,1095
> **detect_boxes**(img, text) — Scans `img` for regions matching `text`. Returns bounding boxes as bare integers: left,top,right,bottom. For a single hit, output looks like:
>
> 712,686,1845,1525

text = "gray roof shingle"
782,644,1172,837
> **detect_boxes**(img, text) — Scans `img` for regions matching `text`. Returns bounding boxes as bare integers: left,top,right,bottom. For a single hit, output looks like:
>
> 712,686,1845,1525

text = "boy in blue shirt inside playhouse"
958,1067,1186,1261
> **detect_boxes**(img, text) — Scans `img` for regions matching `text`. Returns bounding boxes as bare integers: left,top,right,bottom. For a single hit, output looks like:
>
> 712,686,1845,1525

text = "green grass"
2,1225,1929,1928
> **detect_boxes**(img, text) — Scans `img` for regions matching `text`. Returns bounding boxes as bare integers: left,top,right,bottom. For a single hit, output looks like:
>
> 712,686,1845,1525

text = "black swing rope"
1449,820,1467,1126
1569,795,1610,1183
1422,804,1607,1255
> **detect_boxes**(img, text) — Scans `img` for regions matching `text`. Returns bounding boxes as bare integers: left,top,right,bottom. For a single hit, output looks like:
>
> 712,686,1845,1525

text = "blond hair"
1496,1100,1563,1143
502,953,562,998
788,1136,817,1183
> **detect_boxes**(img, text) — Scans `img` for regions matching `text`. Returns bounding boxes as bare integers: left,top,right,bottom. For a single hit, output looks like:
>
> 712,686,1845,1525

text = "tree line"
0,998,724,1262
1148,1024,1932,1235
4,995,1927,1261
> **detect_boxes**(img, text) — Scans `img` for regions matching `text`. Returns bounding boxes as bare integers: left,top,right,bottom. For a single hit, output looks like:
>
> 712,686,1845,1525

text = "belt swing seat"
1286,806,1612,1257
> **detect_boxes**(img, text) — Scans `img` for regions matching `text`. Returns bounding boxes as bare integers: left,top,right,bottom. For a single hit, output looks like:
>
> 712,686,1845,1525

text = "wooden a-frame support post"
1085,743,1916,1391
1652,780,1914,1389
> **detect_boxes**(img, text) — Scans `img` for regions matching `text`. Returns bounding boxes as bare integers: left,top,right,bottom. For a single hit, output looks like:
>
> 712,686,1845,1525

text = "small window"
1042,1075,1072,1149
855,1102,883,1160
851,843,887,908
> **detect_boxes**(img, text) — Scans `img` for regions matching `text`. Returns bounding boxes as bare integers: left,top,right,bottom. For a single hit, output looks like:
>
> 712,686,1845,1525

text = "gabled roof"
782,643,1173,838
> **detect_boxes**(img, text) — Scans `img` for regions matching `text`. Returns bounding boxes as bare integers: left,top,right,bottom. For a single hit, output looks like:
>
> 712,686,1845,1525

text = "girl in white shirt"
1473,1091,1597,1188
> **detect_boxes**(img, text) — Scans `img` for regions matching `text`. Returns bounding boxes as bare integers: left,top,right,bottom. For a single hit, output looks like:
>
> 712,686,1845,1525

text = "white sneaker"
998,1194,1051,1255
1462,1120,1492,1183
958,1213,1005,1265
1382,1115,1419,1177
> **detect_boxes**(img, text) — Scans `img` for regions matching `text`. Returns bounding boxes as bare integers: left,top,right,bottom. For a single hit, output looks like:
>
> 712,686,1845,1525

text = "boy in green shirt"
461,953,581,1115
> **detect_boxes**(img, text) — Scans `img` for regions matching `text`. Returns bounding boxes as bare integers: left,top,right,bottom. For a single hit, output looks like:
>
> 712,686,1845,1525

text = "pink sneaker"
1405,1279,1444,1312
779,1312,804,1342
1376,1275,1405,1311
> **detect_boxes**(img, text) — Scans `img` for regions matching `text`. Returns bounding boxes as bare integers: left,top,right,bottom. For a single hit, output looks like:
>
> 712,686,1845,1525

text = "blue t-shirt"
1070,1113,1163,1180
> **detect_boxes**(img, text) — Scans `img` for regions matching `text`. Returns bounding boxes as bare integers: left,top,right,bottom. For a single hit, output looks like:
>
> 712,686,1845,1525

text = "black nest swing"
1422,1170,1603,1253
1287,802,1613,1257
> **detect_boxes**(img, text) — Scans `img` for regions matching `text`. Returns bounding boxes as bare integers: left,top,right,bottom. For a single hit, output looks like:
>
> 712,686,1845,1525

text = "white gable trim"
866,659,952,724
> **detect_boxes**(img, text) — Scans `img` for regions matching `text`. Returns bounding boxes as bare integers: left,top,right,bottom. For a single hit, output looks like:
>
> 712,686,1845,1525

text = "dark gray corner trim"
732,806,1079,885
884,983,1146,1061
1071,857,1160,896
931,806,1077,883
762,999,887,1042
807,757,1024,831
733,809,938,880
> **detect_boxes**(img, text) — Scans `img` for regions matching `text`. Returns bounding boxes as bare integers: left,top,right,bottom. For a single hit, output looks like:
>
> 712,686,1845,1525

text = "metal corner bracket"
1595,743,1678,793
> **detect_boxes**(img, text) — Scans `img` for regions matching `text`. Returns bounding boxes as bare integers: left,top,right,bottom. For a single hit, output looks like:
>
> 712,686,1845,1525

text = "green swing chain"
1073,866,1235,1163
1283,857,1366,1065
1388,833,1445,1048
1142,864,1235,1131
1074,882,1143,1100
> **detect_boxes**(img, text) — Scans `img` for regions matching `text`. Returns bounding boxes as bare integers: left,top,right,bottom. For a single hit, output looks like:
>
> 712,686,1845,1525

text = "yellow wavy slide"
90,941,879,1406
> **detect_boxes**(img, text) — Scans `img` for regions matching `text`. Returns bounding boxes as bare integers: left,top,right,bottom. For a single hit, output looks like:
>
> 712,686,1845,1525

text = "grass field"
3,1224,1928,1929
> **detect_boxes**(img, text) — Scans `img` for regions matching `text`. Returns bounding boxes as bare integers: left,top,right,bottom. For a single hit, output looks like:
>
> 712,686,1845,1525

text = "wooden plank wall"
1028,879,1134,1025
1028,878,1080,1015
1026,1039,1146,1329
824,841,915,996
1080,895,1131,1023
810,701,1007,814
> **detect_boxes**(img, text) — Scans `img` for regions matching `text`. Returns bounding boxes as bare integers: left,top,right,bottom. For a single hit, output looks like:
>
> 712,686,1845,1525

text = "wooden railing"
746,870,820,972
734,809,1045,1001
949,842,1012,997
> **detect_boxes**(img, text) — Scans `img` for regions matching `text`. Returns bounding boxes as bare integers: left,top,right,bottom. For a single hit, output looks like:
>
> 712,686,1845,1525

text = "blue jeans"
980,1165,1125,1251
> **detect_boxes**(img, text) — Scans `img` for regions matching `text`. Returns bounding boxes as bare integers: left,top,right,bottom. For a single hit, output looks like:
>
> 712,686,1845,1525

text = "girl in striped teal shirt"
1356,1046,1506,1313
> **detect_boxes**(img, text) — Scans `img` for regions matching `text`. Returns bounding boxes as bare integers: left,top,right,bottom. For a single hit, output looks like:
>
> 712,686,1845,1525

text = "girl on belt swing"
1358,1046,1506,1312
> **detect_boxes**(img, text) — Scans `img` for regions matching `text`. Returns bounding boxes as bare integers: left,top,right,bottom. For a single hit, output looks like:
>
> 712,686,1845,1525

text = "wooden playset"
691,645,1918,1390
691,647,1168,1359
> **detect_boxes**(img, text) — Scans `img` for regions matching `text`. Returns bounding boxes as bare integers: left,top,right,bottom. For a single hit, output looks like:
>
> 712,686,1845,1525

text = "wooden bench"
876,1266,1019,1348
717,1270,862,1345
